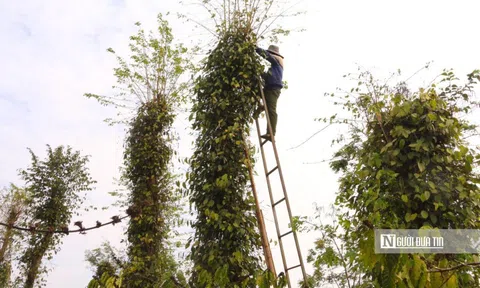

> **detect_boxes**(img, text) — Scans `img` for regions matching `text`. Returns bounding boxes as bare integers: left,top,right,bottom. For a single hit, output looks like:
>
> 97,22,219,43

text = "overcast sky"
1,0,479,287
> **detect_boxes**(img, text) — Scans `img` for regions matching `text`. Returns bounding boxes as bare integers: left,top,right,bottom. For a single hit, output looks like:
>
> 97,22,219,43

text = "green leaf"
455,184,464,192
434,202,443,211
421,211,428,219
423,191,431,201
417,162,425,172
401,195,408,203
406,213,417,222
405,213,410,222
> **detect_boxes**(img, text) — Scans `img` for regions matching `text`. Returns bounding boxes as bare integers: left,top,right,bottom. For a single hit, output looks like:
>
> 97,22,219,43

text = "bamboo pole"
242,132,277,278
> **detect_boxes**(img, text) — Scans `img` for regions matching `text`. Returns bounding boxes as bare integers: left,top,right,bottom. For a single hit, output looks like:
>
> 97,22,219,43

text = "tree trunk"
0,228,13,286
0,208,20,262
0,262,12,287
24,234,52,288
0,227,13,263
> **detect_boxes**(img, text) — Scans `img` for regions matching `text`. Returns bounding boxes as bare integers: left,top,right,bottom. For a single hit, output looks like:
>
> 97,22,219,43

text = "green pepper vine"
187,21,269,286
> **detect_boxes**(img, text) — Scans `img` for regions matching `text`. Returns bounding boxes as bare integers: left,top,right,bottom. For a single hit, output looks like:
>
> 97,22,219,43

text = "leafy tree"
86,242,125,288
18,145,95,288
85,13,191,288
85,14,191,125
186,0,306,286
187,25,264,287
186,2,272,287
179,0,305,44
0,184,28,287
297,204,372,288
121,100,187,288
322,68,480,287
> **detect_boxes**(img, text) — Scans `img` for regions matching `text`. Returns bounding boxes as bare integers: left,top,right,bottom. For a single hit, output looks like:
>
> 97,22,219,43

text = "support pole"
259,210,276,276
242,132,277,278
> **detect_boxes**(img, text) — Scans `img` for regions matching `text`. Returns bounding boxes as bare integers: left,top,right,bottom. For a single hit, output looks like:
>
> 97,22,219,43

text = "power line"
288,123,333,151
0,215,129,235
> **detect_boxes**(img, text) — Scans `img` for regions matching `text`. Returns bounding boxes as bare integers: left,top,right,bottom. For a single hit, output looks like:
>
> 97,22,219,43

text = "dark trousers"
264,88,281,135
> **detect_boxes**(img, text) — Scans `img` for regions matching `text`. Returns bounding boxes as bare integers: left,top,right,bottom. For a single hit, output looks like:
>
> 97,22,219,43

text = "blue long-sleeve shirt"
255,47,283,90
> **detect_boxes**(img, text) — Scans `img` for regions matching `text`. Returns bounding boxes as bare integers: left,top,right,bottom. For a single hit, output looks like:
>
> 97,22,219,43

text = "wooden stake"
242,132,277,278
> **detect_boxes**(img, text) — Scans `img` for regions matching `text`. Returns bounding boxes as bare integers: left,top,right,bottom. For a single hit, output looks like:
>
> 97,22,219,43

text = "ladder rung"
266,166,278,176
261,139,268,146
287,264,301,271
273,197,285,207
280,230,293,238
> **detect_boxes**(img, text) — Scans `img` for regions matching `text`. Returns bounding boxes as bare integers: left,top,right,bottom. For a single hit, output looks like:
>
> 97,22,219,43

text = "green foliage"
18,145,95,288
324,68,480,287
85,13,190,287
180,0,305,44
83,14,191,288
0,262,11,288
187,15,268,286
121,99,185,287
0,184,28,287
88,271,123,288
185,1,305,286
85,242,125,288
298,205,373,288
84,13,192,126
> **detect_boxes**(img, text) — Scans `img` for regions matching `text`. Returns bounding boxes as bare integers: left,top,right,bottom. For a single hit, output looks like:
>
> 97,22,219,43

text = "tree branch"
428,261,480,273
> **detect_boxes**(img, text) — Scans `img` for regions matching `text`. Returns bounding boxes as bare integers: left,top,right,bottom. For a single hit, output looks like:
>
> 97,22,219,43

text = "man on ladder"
252,45,309,287
255,45,284,142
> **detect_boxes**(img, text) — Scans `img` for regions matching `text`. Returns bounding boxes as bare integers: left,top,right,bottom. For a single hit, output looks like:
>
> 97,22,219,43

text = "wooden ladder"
247,80,309,288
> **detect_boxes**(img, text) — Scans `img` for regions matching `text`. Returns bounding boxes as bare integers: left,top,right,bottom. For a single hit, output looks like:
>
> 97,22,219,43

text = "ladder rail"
241,132,277,277
255,78,309,287
254,118,291,286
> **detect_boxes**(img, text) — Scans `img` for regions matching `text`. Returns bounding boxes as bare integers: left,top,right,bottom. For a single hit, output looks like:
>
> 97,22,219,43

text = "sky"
0,0,479,287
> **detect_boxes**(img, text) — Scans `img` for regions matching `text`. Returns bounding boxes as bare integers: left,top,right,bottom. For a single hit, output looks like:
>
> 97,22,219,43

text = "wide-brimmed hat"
267,45,284,59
